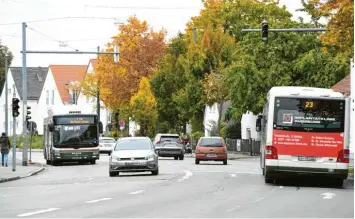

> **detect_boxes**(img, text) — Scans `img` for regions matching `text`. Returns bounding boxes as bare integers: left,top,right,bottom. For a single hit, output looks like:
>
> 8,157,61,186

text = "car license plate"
298,156,316,161
125,162,140,166
206,153,217,158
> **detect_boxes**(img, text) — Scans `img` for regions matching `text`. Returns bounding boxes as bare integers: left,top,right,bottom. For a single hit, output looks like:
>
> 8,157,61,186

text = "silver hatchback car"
109,137,159,177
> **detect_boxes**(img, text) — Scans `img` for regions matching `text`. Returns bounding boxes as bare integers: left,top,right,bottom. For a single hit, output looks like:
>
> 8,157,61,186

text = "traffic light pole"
12,92,17,172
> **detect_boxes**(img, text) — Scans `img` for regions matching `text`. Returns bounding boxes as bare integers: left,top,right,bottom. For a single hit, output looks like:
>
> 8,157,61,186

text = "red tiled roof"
50,65,87,103
332,75,351,97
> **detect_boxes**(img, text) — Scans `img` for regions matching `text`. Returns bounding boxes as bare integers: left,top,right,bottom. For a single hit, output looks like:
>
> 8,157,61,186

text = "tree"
130,77,158,137
0,41,14,95
83,16,167,110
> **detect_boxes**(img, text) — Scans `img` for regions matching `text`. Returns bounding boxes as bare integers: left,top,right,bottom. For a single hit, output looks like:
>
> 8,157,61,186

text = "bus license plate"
298,156,316,161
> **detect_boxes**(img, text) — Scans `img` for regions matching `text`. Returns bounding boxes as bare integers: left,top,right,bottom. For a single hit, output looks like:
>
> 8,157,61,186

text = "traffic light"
26,106,31,121
261,20,268,41
12,98,20,117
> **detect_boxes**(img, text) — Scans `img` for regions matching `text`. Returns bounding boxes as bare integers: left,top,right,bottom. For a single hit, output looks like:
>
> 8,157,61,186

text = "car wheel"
174,156,178,160
179,155,184,160
46,160,51,165
152,168,159,175
223,159,227,165
108,152,111,156
195,158,200,165
90,160,96,165
109,171,119,177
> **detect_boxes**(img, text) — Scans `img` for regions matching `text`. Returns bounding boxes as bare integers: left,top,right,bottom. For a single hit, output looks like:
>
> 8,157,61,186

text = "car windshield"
160,136,180,143
274,97,345,132
53,124,98,148
199,138,223,147
114,139,152,151
100,139,116,143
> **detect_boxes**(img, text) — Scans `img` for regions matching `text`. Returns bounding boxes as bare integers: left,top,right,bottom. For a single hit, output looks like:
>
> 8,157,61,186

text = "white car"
99,137,116,155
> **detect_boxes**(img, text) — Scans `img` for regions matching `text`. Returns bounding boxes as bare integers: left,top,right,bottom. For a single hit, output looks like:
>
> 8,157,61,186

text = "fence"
225,138,261,156
189,137,260,156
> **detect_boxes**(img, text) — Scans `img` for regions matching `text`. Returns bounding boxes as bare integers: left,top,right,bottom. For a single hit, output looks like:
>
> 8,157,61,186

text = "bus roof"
268,86,345,99
47,105,96,117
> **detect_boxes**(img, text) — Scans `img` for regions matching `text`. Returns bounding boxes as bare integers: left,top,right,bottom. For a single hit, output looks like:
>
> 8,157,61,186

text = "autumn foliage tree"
83,16,167,111
130,77,158,136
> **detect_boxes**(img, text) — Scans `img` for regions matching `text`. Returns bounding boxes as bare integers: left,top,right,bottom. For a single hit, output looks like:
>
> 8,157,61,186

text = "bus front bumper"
265,166,349,180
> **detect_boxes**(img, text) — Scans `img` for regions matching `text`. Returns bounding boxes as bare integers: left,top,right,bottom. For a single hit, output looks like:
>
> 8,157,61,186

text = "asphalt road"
0,152,353,218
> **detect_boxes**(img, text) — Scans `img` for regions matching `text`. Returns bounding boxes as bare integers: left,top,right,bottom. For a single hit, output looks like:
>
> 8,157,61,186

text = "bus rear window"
273,97,345,132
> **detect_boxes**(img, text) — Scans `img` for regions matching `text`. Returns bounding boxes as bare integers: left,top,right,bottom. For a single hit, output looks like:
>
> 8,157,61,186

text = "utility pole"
97,46,100,138
4,54,8,136
22,22,28,166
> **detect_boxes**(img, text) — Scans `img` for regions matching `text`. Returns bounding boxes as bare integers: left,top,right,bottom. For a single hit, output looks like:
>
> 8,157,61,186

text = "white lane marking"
230,173,237,177
85,197,112,203
226,206,241,212
87,178,94,181
252,197,265,203
17,208,60,217
279,186,284,189
321,192,336,199
44,187,57,190
177,170,193,182
129,190,146,195
2,193,19,198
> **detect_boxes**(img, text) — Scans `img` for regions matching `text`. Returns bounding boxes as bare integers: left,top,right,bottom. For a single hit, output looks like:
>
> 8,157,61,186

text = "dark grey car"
153,133,185,160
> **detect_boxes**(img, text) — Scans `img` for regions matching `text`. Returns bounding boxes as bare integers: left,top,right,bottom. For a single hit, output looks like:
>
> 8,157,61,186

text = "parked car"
153,133,185,160
195,137,228,165
109,137,159,177
99,137,116,155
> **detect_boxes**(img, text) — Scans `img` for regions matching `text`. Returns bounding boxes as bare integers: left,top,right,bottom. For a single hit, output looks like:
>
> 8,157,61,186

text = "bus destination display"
55,117,95,125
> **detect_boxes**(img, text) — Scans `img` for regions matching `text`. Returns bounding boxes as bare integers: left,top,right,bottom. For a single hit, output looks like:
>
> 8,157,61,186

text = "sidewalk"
0,152,45,183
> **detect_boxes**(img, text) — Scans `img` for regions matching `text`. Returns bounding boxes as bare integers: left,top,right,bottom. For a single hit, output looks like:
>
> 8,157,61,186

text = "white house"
0,67,48,136
203,100,258,140
203,101,231,137
76,59,112,134
36,64,87,135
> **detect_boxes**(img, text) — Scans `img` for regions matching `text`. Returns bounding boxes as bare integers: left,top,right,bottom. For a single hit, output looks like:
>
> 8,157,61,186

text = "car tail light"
265,146,278,159
337,149,350,163
156,141,161,144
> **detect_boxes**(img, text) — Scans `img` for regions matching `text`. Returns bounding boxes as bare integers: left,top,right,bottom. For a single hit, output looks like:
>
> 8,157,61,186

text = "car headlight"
146,154,155,161
110,156,120,161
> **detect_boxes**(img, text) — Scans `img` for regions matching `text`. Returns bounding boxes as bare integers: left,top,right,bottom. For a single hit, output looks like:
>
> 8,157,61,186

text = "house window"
51,90,54,105
46,90,49,105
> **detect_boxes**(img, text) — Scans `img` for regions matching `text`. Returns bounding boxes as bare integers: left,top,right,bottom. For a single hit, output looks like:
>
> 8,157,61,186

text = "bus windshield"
53,124,98,147
273,97,345,133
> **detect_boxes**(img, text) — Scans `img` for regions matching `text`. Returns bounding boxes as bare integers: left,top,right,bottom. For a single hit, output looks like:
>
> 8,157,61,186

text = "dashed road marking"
230,173,237,177
44,186,57,190
279,186,284,189
252,197,265,203
85,197,112,203
226,206,241,212
17,208,60,217
129,190,146,195
177,170,193,182
2,193,19,198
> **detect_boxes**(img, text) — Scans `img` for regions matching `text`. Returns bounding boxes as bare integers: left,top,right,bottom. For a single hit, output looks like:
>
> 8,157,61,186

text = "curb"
0,165,46,184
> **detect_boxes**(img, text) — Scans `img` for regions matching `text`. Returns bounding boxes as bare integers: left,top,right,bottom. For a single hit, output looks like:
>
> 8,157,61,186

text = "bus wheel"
90,160,96,165
52,160,58,166
46,160,51,165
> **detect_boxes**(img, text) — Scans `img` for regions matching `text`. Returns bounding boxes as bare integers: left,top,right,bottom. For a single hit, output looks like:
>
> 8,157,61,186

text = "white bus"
43,105,103,165
256,86,350,186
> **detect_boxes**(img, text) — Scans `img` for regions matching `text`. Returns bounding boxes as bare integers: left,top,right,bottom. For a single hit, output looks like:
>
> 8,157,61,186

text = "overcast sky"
0,0,311,67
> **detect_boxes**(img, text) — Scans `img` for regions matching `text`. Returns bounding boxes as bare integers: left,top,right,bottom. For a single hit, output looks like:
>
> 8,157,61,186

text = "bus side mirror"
99,122,103,134
256,115,263,132
48,123,54,132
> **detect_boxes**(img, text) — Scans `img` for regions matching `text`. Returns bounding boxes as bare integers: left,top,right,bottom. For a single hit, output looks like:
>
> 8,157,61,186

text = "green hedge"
9,135,43,149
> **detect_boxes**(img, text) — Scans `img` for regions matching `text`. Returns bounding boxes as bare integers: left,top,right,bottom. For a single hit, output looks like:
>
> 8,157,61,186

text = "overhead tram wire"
0,16,116,26
26,25,79,51
84,5,201,10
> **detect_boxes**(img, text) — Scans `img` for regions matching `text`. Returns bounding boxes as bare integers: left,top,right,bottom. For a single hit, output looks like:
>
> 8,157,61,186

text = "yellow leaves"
202,72,229,105
81,73,98,97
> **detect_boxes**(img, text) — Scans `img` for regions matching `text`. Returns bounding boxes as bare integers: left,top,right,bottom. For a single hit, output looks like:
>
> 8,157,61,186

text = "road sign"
119,120,125,127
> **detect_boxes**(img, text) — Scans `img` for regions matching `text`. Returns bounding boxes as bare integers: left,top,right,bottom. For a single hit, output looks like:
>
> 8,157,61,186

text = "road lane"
1,155,353,218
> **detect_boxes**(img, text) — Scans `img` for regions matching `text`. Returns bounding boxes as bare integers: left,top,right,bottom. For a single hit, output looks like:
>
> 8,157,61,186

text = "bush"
224,120,241,139
9,135,43,149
